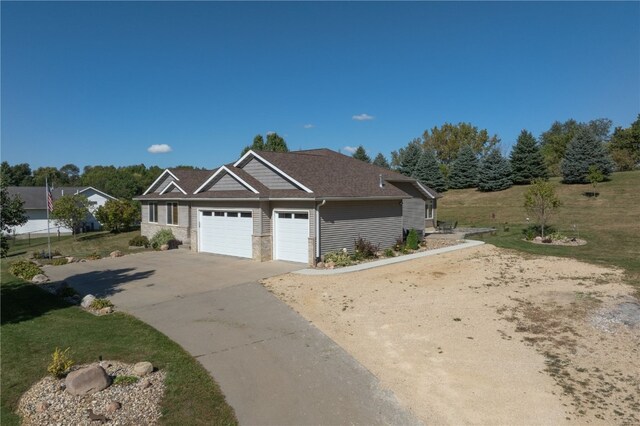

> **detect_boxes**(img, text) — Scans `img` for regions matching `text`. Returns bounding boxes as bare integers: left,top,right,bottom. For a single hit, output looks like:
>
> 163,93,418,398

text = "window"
227,212,239,217
202,211,212,216
295,213,309,219
279,213,292,219
149,203,158,223
240,212,252,218
425,200,434,220
167,202,179,225
214,211,224,217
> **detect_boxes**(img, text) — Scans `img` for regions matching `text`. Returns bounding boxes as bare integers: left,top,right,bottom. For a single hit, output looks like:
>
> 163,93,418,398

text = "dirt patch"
264,245,639,425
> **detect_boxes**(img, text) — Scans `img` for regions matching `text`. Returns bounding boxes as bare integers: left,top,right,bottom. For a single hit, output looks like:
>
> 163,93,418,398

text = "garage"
199,210,253,258
274,211,309,263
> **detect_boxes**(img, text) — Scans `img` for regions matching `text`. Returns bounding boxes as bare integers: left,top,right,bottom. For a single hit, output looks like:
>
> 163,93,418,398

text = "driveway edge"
294,239,485,275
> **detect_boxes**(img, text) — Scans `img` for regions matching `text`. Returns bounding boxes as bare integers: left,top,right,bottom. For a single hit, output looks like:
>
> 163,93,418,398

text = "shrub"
50,258,68,266
522,227,537,241
384,248,395,257
32,249,62,259
549,231,566,241
8,260,43,280
129,235,150,248
86,252,101,260
323,251,354,267
406,229,419,250
150,229,176,249
90,298,114,310
113,375,139,386
393,237,404,251
354,237,379,260
47,347,74,378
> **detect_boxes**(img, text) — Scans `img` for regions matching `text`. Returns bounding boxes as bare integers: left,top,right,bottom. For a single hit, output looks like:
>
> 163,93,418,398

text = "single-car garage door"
199,210,253,258
274,211,309,263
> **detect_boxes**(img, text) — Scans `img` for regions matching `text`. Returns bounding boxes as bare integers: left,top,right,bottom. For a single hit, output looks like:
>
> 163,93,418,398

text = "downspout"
315,199,326,263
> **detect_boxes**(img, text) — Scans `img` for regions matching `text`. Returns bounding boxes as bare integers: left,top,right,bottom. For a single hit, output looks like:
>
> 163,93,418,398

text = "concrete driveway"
45,250,420,426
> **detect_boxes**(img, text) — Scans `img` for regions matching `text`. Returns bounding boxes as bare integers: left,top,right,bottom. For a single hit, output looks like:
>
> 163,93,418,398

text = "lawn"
437,170,640,288
1,249,237,425
5,230,150,261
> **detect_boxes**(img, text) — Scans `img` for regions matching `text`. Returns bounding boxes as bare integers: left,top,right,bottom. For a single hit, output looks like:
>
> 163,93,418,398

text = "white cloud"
303,124,315,129
266,131,275,135
352,113,374,121
147,144,172,154
343,146,357,154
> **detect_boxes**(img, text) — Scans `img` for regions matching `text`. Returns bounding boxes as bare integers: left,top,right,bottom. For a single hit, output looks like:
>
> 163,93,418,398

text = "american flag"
47,186,54,212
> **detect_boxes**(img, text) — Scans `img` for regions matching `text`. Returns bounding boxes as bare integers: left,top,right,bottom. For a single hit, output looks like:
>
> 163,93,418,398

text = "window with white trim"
425,200,434,219
149,203,158,223
167,202,179,225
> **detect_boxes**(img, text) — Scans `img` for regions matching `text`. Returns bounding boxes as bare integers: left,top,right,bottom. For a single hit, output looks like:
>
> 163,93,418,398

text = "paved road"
46,250,421,426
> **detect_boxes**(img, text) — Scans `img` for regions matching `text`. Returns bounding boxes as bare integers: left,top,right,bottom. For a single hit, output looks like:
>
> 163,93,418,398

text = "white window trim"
166,202,179,226
143,169,180,195
194,165,259,194
148,202,158,224
160,181,187,195
425,200,434,220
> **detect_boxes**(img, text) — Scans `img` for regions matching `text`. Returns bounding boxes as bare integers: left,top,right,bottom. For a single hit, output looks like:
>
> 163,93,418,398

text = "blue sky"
2,1,639,170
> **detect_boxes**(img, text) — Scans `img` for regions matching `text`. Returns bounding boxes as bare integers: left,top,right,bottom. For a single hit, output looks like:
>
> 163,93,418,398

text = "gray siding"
154,177,176,194
320,200,402,255
242,158,297,190
208,174,247,191
403,199,425,232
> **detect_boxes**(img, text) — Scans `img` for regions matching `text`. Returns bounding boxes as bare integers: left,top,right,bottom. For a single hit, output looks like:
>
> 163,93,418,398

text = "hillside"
438,170,640,286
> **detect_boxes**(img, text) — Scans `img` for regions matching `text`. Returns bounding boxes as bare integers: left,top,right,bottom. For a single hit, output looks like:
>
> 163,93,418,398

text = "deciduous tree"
51,194,91,237
0,183,28,256
422,122,500,164
608,115,640,171
95,199,140,232
524,179,560,238
509,130,547,184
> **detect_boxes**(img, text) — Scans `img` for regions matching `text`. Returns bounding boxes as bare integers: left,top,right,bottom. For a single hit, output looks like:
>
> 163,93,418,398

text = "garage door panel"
200,211,253,258
275,212,309,263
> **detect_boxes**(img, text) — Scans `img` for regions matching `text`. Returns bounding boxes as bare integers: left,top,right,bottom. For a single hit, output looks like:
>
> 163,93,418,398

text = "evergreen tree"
509,130,548,184
561,127,614,184
372,153,390,169
264,132,289,152
397,141,422,177
448,145,479,189
478,149,512,192
352,145,371,163
412,150,447,192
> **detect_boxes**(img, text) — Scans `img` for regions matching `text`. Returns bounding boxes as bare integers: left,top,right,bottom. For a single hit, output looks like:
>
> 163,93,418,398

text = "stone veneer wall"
141,222,190,245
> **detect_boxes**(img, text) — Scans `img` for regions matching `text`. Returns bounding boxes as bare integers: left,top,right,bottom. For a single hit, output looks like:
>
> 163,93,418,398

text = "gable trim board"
194,165,259,194
234,150,314,193
160,181,187,195
143,169,180,195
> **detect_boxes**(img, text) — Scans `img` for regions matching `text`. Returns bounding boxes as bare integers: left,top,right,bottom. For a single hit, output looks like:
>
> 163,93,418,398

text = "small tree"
0,184,28,257
448,145,479,189
478,149,512,192
524,179,560,238
352,145,371,163
412,149,447,192
510,130,548,184
561,127,614,184
51,194,91,237
95,199,140,232
587,165,604,196
372,153,390,169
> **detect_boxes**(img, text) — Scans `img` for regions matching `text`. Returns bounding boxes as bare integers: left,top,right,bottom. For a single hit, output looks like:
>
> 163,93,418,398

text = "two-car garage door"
199,209,310,263
199,210,253,258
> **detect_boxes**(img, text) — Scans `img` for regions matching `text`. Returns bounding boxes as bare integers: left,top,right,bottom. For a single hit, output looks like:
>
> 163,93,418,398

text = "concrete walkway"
45,251,421,426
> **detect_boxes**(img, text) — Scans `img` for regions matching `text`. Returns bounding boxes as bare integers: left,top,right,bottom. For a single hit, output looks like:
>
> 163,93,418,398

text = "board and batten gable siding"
242,158,297,190
207,174,247,191
319,200,403,256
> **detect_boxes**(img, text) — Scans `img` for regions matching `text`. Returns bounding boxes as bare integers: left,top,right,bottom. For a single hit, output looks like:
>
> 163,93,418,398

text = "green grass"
438,170,640,288
5,230,151,261
0,268,237,425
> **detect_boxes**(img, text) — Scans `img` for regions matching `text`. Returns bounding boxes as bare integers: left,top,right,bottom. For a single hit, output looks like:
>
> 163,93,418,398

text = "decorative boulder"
109,250,124,258
65,365,111,395
133,361,153,377
31,274,49,284
81,294,96,309
160,244,169,251
99,306,113,315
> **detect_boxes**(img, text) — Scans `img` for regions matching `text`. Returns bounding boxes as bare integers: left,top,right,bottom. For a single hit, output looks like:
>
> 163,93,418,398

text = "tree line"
351,115,639,192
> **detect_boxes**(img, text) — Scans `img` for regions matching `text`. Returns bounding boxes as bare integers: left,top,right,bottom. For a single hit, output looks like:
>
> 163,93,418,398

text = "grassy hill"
438,170,640,287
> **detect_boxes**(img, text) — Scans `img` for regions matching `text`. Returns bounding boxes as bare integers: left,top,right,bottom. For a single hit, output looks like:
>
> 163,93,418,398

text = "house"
135,149,440,265
6,186,117,235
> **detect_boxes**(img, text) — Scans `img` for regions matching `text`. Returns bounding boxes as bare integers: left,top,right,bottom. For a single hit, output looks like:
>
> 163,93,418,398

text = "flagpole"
46,177,51,259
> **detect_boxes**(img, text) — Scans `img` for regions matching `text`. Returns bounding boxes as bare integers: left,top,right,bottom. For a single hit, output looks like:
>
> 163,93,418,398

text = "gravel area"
590,300,640,332
17,361,166,426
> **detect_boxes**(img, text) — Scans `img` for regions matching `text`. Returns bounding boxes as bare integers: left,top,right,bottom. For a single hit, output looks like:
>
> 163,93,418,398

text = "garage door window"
167,202,178,225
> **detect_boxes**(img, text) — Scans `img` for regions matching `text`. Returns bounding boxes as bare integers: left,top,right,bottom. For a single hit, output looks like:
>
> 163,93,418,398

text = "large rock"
65,365,111,395
133,361,153,377
81,294,96,309
109,250,124,258
31,274,49,284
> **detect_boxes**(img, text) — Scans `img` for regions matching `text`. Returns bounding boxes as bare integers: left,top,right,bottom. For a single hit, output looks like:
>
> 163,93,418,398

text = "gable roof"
135,149,439,201
6,186,116,210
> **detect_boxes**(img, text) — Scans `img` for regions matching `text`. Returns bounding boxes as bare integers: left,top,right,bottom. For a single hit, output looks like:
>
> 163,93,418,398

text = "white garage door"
274,211,309,263
199,210,253,258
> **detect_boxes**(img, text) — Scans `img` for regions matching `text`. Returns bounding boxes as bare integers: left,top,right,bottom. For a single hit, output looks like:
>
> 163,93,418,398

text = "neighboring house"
135,149,440,265
6,186,117,235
